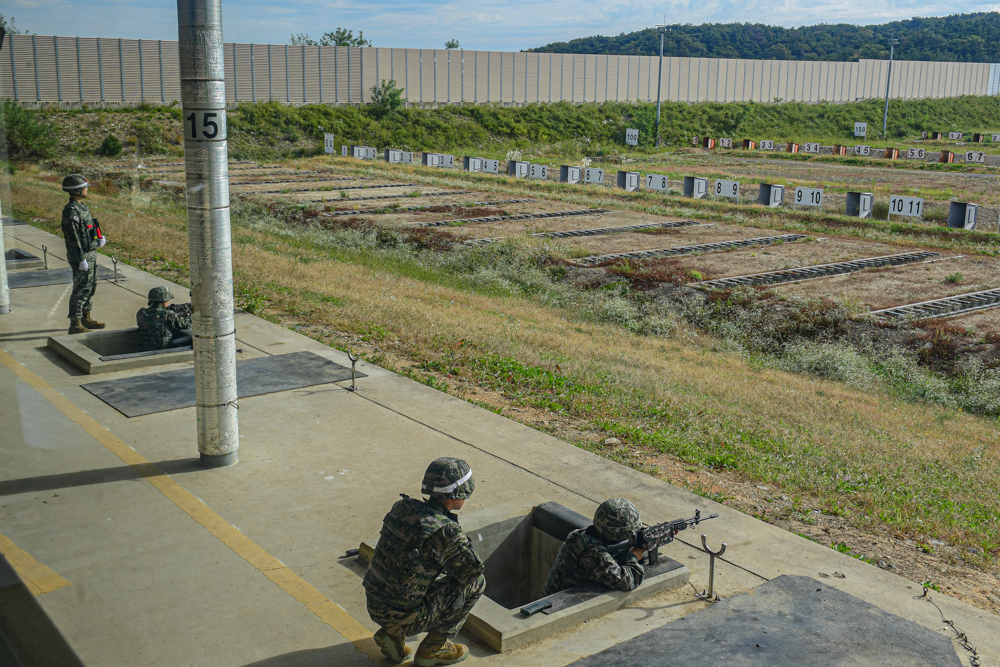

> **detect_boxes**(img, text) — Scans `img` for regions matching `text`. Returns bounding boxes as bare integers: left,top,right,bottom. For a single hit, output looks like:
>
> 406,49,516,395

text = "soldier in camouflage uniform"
542,498,645,597
136,287,193,351
363,457,485,666
61,174,108,334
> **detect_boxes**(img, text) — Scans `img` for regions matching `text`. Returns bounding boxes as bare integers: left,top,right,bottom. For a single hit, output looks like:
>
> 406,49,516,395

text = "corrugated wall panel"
448,50,462,102
334,46,350,103
0,36,16,99
234,44,252,102
121,39,141,102
140,41,161,101
486,52,499,102
304,45,320,103
15,35,40,100
272,45,288,101
389,48,406,100
98,39,121,101
224,42,236,103
474,51,488,102
595,55,608,102
538,53,551,102
502,51,513,102
458,50,472,102
350,47,364,103
35,36,59,101
288,45,304,103
431,50,446,102
637,56,650,101
55,37,80,101
512,52,525,102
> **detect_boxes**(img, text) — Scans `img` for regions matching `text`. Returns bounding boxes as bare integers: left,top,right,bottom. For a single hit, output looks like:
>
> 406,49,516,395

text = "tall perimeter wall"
3,34,1000,107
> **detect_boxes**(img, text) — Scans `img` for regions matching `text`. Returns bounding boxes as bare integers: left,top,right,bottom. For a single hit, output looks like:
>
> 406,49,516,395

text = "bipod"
695,534,727,602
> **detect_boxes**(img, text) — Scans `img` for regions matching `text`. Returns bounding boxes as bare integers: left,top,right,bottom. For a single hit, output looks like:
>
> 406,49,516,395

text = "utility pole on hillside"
882,37,899,138
654,23,667,148
177,0,240,467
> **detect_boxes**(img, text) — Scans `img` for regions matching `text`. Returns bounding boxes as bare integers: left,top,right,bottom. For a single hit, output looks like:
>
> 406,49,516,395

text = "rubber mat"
81,351,365,417
568,575,961,666
8,266,116,289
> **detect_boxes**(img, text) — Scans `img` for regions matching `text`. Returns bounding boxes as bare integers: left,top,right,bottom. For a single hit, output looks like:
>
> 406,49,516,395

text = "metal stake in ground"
696,534,727,602
0,193,8,314
178,0,240,467
882,37,899,138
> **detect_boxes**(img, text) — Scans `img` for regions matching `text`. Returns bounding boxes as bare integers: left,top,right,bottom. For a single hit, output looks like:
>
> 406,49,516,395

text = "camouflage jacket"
541,526,644,597
61,200,99,263
136,304,192,350
363,496,485,612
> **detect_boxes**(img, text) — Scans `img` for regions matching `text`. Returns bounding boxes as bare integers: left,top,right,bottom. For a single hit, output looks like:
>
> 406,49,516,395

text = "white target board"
719,138,733,148
803,143,821,154
625,128,639,146
341,145,348,157
966,151,986,164
948,132,963,141
854,122,867,137
993,134,1000,142
324,133,335,154
890,195,923,218
464,156,483,172
529,164,548,180
645,174,669,192
759,140,775,150
854,145,871,157
715,180,740,200
584,168,605,185
482,159,500,174
794,187,824,208
906,148,926,159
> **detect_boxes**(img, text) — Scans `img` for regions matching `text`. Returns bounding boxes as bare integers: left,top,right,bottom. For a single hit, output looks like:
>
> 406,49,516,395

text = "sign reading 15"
184,109,227,141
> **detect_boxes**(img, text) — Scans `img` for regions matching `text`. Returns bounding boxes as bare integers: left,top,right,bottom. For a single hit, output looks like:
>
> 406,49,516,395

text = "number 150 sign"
184,109,227,141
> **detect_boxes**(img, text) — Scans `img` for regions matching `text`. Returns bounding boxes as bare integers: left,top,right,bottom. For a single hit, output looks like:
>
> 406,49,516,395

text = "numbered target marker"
625,128,639,146
889,195,923,218
992,134,1000,143
948,132,963,141
759,140,775,151
795,187,824,208
803,143,821,154
324,132,335,154
183,108,227,142
645,174,670,192
906,148,926,159
583,168,605,185
966,151,986,164
854,145,871,157
715,180,740,200
854,122,867,137
719,138,733,148
529,164,548,180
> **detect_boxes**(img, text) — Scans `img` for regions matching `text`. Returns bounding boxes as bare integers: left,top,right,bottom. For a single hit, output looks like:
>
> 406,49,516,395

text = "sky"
4,0,997,51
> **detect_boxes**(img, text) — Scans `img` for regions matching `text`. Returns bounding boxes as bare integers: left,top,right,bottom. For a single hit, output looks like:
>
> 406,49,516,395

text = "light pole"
654,24,667,147
882,37,899,138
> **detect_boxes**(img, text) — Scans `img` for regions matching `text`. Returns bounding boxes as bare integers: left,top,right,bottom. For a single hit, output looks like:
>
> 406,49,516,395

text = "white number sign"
482,159,500,174
795,187,824,207
184,108,227,141
906,148,926,159
719,138,733,148
854,145,871,157
890,196,923,217
949,132,963,141
529,164,547,180
715,180,740,199
759,140,775,150
324,133,335,154
646,174,669,192
625,128,639,146
993,134,1000,142
854,122,867,137
584,168,605,185
803,143,820,154
966,151,986,164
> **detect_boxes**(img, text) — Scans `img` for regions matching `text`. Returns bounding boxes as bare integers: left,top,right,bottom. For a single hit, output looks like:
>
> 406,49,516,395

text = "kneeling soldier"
61,174,108,334
542,498,645,596
136,287,192,351
363,457,485,666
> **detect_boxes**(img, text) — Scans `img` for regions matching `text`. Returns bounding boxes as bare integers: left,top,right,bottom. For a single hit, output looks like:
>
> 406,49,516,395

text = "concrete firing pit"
4,248,45,271
47,328,193,374
360,498,688,652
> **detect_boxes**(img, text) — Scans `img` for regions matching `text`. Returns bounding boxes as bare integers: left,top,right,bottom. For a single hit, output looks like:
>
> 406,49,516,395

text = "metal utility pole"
654,24,667,147
177,0,239,467
882,37,899,137
0,28,9,315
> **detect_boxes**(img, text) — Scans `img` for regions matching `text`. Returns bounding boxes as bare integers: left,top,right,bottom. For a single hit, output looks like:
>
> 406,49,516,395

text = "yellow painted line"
0,531,72,596
0,348,381,663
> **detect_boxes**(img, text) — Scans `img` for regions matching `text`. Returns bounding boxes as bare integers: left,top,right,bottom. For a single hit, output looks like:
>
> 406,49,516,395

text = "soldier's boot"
373,628,412,664
414,632,469,666
81,311,106,329
68,318,90,335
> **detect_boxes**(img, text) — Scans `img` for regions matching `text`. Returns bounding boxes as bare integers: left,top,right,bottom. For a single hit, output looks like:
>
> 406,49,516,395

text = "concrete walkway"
1,222,996,666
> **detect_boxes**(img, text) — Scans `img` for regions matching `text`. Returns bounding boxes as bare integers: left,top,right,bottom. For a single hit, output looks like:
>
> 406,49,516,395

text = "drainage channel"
302,190,474,204
571,234,808,267
466,220,706,246
693,251,941,290
255,182,416,195
230,176,364,186
872,287,1000,320
410,208,610,229
322,198,536,217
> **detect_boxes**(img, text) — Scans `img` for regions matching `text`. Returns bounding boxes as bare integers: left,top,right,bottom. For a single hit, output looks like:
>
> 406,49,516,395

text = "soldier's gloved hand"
98,237,107,248
79,259,89,271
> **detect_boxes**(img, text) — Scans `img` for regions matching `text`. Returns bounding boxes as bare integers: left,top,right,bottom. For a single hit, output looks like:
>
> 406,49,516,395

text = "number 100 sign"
184,108,227,141
889,195,923,218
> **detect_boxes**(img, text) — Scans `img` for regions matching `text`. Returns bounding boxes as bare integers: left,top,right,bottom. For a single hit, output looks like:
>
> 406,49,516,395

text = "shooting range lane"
567,575,963,667
81,350,366,417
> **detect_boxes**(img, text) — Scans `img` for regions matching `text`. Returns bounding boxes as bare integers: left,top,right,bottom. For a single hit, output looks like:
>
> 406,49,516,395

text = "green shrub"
99,134,123,157
0,99,58,161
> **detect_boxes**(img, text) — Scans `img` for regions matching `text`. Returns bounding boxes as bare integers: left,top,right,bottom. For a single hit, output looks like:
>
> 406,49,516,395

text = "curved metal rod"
347,350,359,392
696,534,728,602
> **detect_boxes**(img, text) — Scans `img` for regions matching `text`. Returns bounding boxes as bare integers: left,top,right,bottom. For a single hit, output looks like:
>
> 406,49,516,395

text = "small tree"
290,33,318,46
369,79,405,118
100,134,123,157
445,39,460,49
0,13,25,35
290,28,371,47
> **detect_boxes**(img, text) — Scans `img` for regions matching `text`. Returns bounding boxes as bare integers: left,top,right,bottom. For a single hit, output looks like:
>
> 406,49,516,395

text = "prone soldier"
136,287,193,351
61,174,107,334
363,457,485,666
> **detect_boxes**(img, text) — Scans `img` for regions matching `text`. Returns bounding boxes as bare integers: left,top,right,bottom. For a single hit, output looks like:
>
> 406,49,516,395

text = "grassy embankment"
8,165,1000,574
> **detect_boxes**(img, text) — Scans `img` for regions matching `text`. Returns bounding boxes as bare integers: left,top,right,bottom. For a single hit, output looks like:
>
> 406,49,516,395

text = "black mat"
2,217,26,226
81,351,365,417
9,266,116,289
568,575,962,667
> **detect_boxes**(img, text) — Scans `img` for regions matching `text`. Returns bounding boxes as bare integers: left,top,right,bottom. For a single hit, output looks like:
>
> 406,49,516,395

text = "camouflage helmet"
593,498,641,542
421,457,475,500
62,174,89,192
148,286,174,303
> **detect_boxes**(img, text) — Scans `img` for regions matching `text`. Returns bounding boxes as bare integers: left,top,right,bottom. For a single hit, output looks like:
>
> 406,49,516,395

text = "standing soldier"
542,498,645,596
61,174,107,334
363,457,485,666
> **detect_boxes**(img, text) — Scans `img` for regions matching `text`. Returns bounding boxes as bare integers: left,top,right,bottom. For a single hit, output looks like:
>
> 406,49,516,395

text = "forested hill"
530,13,999,62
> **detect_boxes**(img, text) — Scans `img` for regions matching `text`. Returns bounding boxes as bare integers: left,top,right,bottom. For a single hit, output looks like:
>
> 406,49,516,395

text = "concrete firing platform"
1,222,998,667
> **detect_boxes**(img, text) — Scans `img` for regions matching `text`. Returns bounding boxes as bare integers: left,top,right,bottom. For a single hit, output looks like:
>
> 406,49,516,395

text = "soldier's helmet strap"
433,468,472,494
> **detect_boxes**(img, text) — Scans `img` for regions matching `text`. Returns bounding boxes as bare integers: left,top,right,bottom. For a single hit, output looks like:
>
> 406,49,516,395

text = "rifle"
607,509,719,565
168,303,193,317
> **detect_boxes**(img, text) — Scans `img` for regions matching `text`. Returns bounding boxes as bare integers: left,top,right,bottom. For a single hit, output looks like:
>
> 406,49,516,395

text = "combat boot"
414,632,469,666
373,628,411,663
68,318,90,335
81,310,106,329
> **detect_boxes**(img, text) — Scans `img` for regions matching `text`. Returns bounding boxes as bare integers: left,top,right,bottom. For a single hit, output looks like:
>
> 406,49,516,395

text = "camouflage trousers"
367,573,485,639
68,251,97,319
